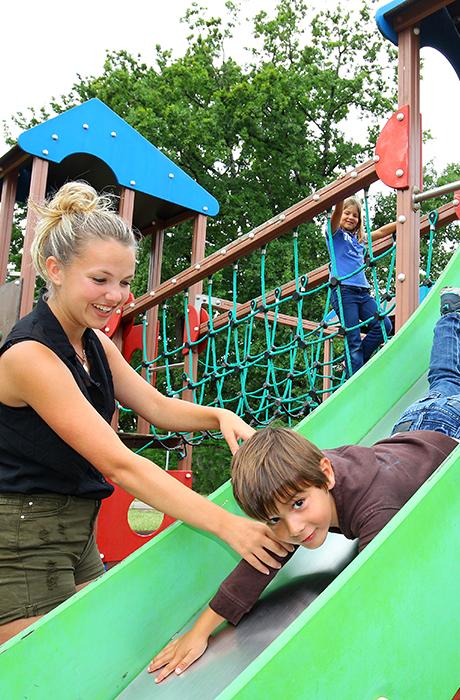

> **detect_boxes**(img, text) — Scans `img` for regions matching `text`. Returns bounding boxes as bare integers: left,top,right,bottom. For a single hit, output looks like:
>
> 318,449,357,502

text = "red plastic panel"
197,306,210,354
455,190,460,220
375,105,409,189
96,470,193,563
102,292,135,338
182,304,209,355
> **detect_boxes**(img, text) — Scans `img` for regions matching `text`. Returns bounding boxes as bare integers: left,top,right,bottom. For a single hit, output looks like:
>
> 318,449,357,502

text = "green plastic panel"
1,247,459,699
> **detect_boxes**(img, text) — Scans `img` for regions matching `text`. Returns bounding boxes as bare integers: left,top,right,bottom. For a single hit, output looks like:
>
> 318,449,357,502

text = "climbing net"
122,195,441,452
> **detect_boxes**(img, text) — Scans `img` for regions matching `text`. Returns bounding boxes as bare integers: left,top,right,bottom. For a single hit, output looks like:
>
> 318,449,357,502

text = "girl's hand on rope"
223,513,293,573
218,409,255,454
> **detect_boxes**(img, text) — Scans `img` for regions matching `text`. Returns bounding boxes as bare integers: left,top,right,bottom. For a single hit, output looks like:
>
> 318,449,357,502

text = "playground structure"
0,0,460,697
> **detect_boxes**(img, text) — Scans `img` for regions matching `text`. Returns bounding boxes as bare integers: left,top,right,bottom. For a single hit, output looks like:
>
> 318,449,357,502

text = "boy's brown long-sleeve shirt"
210,430,458,625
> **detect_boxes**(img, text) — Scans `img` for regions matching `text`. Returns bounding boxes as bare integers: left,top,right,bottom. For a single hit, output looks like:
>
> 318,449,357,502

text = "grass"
128,508,164,534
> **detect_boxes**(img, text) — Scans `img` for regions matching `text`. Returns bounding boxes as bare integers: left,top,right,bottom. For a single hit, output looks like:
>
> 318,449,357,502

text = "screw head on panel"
397,273,406,282
395,169,404,177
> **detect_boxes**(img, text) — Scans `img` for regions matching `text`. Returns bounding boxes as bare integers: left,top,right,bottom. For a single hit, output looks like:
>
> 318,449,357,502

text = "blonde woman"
0,182,291,645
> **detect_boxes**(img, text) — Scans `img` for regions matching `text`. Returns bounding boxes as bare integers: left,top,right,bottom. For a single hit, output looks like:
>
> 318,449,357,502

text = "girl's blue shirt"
327,227,370,288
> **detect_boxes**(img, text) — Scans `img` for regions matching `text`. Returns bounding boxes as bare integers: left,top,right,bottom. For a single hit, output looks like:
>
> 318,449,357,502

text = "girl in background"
327,197,393,375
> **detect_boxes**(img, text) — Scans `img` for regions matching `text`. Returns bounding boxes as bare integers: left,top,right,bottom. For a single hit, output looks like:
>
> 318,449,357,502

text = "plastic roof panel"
17,99,219,217
376,0,460,79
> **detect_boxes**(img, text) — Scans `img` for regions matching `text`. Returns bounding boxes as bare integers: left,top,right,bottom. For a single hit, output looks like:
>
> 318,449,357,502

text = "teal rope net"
122,202,440,454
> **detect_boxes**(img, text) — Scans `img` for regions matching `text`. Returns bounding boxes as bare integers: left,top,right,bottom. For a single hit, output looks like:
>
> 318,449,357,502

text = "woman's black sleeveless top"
0,295,115,499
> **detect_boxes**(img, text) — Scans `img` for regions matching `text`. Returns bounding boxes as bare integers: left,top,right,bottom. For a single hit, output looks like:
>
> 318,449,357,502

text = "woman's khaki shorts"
0,493,104,625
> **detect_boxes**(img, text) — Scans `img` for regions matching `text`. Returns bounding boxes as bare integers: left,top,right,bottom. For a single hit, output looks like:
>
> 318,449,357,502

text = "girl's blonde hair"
343,196,364,243
30,182,137,289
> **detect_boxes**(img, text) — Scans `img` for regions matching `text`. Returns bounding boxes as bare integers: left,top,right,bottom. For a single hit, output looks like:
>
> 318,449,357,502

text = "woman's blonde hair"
343,196,364,243
30,182,137,289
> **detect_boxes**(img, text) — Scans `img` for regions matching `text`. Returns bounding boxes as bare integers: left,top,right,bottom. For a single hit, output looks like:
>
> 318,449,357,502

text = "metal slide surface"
0,247,459,699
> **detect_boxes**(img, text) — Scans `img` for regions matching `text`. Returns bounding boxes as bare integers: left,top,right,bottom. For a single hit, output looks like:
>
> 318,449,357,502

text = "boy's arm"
209,546,297,624
149,607,225,683
150,546,298,682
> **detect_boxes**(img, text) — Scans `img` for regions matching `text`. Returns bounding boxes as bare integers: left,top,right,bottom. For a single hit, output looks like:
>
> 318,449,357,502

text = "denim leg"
391,313,460,438
360,294,393,364
332,287,363,374
427,313,460,397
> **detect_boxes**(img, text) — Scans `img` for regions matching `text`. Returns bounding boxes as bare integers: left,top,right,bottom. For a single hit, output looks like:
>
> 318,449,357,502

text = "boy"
150,288,460,683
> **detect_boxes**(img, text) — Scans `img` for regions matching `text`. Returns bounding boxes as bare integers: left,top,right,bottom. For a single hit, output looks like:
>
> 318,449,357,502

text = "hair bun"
49,182,99,216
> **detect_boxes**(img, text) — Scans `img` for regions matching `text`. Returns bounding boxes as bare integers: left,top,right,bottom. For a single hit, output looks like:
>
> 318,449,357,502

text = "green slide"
1,248,459,700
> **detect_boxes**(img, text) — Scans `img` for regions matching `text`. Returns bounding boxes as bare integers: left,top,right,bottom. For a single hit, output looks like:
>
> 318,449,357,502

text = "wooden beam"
123,160,379,321
197,202,457,334
20,157,49,317
137,226,165,434
395,27,421,331
0,170,18,284
179,214,207,470
203,296,337,336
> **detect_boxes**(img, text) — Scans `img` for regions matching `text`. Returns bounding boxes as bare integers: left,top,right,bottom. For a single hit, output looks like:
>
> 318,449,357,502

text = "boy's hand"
222,513,293,574
148,630,209,682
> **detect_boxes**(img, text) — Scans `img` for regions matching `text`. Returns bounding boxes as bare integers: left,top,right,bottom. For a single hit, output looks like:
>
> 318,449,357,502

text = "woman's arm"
0,341,291,572
330,201,344,234
97,330,254,454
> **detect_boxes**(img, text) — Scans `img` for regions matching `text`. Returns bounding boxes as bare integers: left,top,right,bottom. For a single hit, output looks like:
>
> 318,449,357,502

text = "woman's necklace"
75,347,90,373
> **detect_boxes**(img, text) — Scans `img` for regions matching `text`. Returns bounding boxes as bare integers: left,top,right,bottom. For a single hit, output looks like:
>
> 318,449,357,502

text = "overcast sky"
2,0,459,174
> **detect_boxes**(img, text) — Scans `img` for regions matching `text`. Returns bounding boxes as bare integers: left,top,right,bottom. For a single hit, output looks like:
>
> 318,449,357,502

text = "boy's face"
264,458,338,549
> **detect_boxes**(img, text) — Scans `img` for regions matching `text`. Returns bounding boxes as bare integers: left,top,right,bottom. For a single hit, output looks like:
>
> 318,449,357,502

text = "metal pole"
413,179,460,204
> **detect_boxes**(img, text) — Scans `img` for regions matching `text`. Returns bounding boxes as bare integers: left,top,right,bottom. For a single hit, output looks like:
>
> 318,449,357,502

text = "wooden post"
395,27,421,331
20,157,49,317
0,169,18,284
137,226,164,434
179,214,207,469
322,339,332,402
112,187,136,431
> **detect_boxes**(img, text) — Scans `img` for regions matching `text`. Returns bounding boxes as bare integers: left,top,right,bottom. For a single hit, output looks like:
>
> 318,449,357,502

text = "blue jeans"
392,313,460,440
331,286,392,375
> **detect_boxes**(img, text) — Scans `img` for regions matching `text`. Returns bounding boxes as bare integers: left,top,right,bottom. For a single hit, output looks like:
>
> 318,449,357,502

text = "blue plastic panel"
376,1,460,80
18,99,219,216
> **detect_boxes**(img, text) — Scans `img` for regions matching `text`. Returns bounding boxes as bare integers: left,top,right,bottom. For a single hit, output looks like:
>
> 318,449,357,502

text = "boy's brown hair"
231,427,327,522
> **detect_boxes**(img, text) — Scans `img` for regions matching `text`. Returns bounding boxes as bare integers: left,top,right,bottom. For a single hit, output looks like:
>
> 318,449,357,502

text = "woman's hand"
218,409,255,454
148,630,209,683
221,511,293,574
